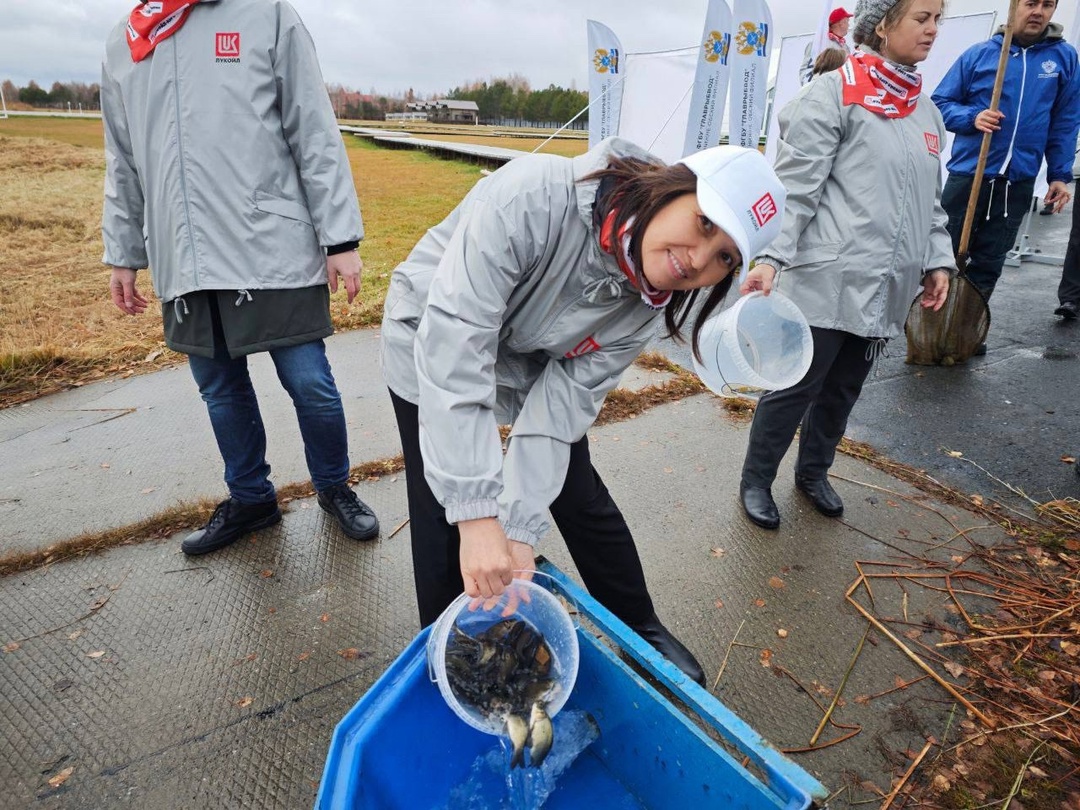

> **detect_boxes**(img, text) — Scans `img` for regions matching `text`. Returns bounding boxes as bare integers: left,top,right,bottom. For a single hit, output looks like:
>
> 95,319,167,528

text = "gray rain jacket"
100,0,362,304
758,58,957,338
381,138,663,547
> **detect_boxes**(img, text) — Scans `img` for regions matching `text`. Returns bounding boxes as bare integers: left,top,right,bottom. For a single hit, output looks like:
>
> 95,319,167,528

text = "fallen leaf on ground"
710,547,726,558
768,576,785,590
714,598,724,610
753,598,766,607
944,661,964,678
86,650,105,659
236,696,253,708
3,641,20,653
260,570,274,578
140,487,156,494
777,628,788,638
89,598,108,611
338,648,367,660
48,767,74,788
759,649,772,668
1029,765,1049,778
945,450,963,458
932,774,951,792
297,651,312,662
970,494,984,506
854,694,871,705
100,463,111,469
68,630,84,640
904,629,922,640
1062,455,1076,464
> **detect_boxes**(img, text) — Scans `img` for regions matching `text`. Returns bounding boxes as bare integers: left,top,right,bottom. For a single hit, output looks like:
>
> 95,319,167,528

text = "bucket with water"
692,290,813,398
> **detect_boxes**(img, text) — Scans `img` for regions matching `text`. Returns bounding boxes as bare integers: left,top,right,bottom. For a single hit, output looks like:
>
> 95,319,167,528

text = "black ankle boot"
794,475,844,517
739,482,780,529
181,498,281,555
628,615,707,686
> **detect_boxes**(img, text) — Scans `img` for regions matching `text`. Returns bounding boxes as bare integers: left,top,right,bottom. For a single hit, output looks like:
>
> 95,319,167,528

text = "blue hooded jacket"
931,23,1080,183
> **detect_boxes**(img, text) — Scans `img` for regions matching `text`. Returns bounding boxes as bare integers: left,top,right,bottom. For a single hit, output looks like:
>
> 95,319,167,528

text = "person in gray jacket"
737,0,954,530
101,0,379,554
382,138,786,686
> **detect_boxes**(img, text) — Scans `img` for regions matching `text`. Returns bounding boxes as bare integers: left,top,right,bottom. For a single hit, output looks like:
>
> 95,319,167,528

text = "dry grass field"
0,117,585,407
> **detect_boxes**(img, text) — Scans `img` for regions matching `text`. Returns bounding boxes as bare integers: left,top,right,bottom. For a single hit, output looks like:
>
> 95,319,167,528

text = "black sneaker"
973,342,987,356
181,498,281,555
1055,301,1079,320
317,484,379,541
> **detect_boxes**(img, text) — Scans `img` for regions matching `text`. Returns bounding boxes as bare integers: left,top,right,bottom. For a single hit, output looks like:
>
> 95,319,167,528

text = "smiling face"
877,0,942,66
638,193,741,292
1013,0,1056,45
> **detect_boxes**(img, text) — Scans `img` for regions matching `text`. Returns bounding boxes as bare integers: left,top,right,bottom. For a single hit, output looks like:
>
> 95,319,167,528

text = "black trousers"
741,327,877,488
941,174,1036,300
389,390,655,628
1058,199,1080,306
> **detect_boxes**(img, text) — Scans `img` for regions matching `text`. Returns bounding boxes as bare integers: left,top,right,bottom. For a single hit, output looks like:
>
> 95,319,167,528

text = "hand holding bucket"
692,290,813,398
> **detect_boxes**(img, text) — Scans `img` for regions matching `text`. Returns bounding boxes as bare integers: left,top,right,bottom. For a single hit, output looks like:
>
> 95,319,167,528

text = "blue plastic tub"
318,559,828,809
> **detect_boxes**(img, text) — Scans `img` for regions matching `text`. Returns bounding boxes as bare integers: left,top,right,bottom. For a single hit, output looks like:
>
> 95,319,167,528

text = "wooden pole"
956,0,1019,263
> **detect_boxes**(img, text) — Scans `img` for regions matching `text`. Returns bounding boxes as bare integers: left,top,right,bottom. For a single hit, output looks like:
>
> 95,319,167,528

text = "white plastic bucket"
426,578,579,735
692,290,813,398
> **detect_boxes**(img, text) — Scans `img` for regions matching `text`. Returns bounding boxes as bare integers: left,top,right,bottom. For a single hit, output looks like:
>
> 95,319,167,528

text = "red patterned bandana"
127,0,202,62
598,209,671,311
839,51,922,119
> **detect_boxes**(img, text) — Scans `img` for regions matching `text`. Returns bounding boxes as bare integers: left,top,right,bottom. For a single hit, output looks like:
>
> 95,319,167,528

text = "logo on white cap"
751,193,778,228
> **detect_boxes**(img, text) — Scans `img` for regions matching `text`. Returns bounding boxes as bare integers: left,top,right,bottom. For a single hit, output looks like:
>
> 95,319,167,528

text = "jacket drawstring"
235,289,253,307
866,337,889,376
173,296,189,324
582,276,622,304
985,177,995,221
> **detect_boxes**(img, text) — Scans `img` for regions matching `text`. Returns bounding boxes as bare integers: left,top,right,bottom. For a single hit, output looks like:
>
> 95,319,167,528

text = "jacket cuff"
504,524,540,547
445,498,500,525
326,240,360,256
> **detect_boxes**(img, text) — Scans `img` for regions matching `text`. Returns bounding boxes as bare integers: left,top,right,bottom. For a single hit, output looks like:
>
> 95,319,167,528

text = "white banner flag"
683,0,734,157
728,0,774,148
587,20,624,147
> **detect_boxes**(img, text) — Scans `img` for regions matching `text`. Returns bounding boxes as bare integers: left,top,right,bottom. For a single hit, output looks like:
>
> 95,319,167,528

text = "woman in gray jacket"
737,0,955,530
382,138,786,685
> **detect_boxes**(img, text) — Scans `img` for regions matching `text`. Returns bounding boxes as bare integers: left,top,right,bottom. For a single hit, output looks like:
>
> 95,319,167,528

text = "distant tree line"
2,80,101,110
2,74,589,129
447,75,588,128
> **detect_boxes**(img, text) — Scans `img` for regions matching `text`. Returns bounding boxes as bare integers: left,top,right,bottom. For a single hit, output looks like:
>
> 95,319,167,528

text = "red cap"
828,7,853,25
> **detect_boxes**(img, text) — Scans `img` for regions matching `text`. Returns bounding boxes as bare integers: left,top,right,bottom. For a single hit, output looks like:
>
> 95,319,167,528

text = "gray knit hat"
852,0,902,44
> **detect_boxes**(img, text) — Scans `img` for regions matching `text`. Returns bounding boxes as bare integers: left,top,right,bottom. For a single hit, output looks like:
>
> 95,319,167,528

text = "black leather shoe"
628,614,707,686
1055,301,1079,320
317,484,379,541
973,342,987,356
739,482,779,530
795,475,844,517
181,498,280,555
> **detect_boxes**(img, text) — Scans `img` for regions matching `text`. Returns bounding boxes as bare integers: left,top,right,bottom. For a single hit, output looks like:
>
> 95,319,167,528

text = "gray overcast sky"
1,0,1073,95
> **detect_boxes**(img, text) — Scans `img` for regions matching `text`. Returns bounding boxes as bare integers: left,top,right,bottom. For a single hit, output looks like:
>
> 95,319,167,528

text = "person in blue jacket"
931,0,1080,339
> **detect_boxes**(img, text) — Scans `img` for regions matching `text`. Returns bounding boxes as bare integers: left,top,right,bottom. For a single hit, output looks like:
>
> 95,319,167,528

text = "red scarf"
598,209,671,310
127,0,202,62
839,51,922,119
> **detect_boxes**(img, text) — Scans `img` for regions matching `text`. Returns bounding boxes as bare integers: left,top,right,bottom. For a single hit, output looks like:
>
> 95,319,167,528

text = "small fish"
527,701,553,768
505,713,529,769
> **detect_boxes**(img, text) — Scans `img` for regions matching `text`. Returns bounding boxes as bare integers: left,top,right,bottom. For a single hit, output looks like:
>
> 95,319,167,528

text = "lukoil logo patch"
215,32,240,62
750,193,778,227
924,132,940,156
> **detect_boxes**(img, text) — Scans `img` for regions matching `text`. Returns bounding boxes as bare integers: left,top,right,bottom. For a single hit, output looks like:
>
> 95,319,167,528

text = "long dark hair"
585,156,736,361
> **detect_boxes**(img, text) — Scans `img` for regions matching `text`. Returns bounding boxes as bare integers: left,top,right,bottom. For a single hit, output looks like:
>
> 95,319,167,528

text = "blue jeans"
188,339,349,503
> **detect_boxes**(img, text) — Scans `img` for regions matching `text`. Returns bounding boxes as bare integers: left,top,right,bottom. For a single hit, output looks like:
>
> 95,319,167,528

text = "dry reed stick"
711,618,745,690
844,574,995,728
880,739,933,810
810,624,870,746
